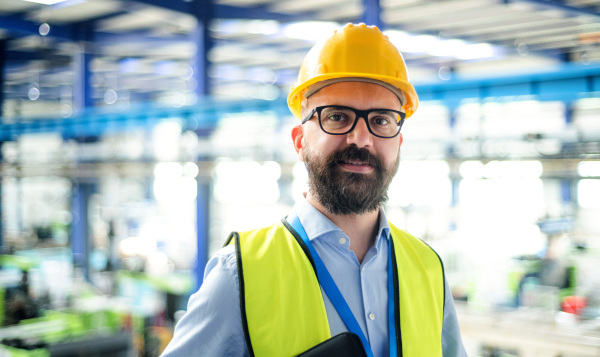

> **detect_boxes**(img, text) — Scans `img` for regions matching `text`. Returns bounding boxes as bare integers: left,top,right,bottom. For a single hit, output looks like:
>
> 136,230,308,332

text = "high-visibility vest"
225,218,445,357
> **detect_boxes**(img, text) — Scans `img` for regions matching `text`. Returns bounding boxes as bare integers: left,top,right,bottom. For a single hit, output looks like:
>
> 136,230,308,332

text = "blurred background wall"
0,0,600,356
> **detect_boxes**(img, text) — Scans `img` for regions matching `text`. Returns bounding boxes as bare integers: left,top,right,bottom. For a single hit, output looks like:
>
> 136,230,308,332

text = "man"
162,23,467,357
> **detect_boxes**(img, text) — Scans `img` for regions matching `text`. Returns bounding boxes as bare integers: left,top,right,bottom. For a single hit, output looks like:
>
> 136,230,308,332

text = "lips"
339,159,374,173
326,145,382,175
341,159,372,166
344,159,368,165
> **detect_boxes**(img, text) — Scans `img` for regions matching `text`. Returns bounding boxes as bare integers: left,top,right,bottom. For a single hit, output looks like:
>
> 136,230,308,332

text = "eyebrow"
370,109,395,113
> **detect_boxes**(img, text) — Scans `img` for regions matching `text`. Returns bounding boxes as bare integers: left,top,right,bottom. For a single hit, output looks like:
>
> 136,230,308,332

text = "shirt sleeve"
160,245,249,357
441,277,468,357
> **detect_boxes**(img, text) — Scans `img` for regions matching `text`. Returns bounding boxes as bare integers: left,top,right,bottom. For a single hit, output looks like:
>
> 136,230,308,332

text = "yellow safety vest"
225,218,445,357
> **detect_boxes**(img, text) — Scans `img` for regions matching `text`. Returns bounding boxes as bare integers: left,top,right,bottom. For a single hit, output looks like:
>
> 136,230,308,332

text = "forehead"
306,81,402,111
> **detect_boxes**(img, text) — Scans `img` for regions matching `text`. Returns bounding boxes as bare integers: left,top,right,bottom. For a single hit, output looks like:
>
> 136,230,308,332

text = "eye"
327,112,350,122
369,114,393,127
321,107,353,123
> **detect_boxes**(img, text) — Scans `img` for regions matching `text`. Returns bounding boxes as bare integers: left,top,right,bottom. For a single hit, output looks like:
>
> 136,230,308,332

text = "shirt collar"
291,194,391,245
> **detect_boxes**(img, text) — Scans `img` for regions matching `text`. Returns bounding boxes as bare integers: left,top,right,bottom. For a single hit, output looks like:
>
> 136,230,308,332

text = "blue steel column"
71,180,96,281
71,23,95,280
190,0,213,288
73,24,94,111
0,39,5,120
191,2,213,98
362,0,382,28
195,176,211,288
562,103,574,207
0,40,5,248
561,179,572,205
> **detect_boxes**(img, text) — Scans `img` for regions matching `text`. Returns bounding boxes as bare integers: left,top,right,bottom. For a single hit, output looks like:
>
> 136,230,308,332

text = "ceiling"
0,0,599,120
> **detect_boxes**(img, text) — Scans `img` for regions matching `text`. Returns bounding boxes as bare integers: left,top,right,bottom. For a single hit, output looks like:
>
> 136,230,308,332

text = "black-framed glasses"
301,105,406,139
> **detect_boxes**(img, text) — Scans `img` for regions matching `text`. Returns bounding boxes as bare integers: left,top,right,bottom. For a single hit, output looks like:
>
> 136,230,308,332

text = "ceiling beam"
214,4,299,22
2,62,599,140
0,8,130,42
131,0,300,22
506,0,600,18
3,49,71,63
0,12,192,59
0,14,74,41
417,61,600,107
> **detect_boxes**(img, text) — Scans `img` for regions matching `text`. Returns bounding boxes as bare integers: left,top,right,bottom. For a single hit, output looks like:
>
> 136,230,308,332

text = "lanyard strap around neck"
288,216,398,357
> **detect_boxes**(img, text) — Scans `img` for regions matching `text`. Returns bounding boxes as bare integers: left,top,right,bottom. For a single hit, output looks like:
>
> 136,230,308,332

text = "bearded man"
162,24,467,357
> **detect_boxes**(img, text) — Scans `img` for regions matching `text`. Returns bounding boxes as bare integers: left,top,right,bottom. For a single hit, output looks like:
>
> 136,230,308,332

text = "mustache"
329,145,382,169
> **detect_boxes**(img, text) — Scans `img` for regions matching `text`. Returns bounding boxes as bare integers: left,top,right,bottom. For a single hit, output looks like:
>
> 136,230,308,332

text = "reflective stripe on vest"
226,218,444,357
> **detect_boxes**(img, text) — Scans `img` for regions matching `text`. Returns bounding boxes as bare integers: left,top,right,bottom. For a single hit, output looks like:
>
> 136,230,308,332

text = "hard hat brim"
288,73,418,120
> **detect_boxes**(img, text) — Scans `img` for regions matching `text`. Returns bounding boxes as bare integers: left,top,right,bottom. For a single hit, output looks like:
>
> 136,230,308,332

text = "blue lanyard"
288,216,398,357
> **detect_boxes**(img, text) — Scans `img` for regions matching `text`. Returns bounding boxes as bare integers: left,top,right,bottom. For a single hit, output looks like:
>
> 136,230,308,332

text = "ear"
291,124,305,161
398,132,404,147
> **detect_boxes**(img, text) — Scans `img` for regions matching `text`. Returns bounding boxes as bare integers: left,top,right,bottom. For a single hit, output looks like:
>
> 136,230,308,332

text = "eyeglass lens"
319,106,402,137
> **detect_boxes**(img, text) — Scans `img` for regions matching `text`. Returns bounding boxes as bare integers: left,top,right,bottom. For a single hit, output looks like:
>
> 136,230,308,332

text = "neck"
306,192,380,263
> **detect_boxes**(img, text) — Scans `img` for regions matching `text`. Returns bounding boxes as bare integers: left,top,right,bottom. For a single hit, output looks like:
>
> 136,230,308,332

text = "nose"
346,116,373,148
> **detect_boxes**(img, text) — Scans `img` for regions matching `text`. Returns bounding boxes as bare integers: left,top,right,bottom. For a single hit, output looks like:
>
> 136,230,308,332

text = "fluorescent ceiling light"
211,20,280,36
283,21,339,41
246,20,279,35
578,161,600,177
430,39,466,57
578,180,600,208
483,160,543,179
385,30,430,53
384,30,497,60
23,0,68,4
457,43,495,60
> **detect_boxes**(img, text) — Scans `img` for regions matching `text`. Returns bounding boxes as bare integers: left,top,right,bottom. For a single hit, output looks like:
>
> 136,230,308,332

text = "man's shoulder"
208,244,237,269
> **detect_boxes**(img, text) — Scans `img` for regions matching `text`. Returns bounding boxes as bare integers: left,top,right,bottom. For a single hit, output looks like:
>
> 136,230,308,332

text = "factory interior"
1,0,600,356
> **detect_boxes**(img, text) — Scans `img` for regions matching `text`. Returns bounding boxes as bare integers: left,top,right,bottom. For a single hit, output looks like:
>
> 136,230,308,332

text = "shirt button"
368,313,375,320
339,238,346,244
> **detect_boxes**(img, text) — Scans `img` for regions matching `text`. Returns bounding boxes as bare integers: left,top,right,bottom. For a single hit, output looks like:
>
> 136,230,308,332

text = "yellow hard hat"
287,23,418,119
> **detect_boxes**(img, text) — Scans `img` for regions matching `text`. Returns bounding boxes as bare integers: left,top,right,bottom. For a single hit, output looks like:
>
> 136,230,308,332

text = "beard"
304,144,399,215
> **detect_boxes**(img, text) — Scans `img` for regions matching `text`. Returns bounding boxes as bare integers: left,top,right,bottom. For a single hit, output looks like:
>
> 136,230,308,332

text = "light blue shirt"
161,196,467,356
